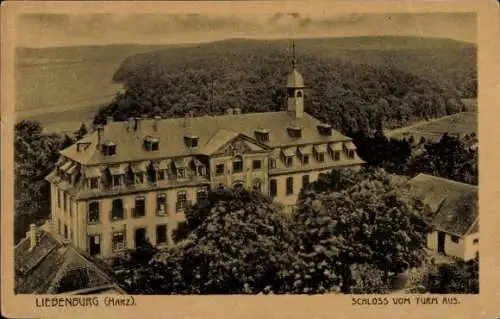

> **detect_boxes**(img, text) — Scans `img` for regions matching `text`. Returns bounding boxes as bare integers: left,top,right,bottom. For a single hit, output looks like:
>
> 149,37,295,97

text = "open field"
386,111,477,142
15,44,175,133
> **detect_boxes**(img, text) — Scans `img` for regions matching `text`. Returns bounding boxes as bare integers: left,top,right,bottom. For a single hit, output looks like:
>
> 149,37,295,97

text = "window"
333,151,341,161
157,170,167,181
269,158,276,169
252,160,262,170
286,177,294,195
156,193,167,216
191,138,198,148
196,187,208,203
253,179,262,192
64,225,68,239
133,196,146,218
63,193,67,212
113,174,122,187
135,172,144,184
196,165,206,177
58,219,61,234
88,234,101,256
302,175,310,189
215,164,225,176
316,152,325,162
184,136,199,148
89,177,99,189
110,199,124,221
296,91,302,98
88,202,100,224
348,150,355,159
233,156,243,173
102,143,116,156
176,191,187,212
450,235,460,243
284,156,293,167
287,127,302,139
177,168,186,179
144,137,159,151
112,232,125,252
302,155,309,165
57,191,61,208
270,179,277,197
156,224,168,245
69,199,73,217
134,228,147,248
473,238,479,245
255,130,270,142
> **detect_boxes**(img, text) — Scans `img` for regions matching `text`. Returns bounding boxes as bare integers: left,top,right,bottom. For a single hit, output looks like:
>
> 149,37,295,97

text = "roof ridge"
412,173,478,189
22,244,61,276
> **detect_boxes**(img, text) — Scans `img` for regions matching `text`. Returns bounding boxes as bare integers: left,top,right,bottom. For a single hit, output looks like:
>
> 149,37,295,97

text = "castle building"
45,50,364,259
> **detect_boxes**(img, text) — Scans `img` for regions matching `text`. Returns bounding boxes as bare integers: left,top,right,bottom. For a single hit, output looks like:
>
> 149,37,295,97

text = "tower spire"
292,40,296,69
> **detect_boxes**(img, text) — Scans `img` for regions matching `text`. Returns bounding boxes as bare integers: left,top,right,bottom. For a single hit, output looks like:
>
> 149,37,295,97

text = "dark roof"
15,228,125,294
60,111,351,165
409,174,478,236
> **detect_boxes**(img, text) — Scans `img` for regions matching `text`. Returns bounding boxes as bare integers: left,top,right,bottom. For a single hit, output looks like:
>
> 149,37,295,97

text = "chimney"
96,125,104,149
134,117,141,131
226,108,234,115
127,117,135,131
29,224,37,251
153,116,161,132
234,108,242,115
106,116,114,126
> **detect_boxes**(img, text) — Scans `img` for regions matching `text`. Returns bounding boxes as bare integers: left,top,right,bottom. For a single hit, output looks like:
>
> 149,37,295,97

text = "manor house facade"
45,64,364,259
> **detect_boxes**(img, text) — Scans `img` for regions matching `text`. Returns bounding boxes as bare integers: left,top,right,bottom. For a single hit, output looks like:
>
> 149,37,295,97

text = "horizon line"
15,34,477,50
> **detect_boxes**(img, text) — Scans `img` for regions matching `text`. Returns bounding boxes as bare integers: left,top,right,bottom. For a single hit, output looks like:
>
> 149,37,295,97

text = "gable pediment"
213,134,269,156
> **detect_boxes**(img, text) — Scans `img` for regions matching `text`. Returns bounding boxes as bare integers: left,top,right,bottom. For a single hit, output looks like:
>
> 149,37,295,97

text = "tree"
294,168,434,293
123,188,300,294
14,120,65,243
409,133,478,185
93,39,468,136
426,257,479,293
74,123,88,141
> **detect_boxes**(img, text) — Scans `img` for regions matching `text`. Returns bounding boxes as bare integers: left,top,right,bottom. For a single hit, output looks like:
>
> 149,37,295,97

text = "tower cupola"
286,41,305,118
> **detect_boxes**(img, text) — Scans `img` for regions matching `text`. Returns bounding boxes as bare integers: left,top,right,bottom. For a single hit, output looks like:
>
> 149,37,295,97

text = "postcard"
1,1,499,318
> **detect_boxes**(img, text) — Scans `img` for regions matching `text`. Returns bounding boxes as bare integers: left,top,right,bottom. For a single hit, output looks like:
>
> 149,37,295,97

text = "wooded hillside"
93,36,476,135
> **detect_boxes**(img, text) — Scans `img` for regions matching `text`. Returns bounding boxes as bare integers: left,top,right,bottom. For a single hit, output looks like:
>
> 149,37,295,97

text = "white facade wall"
463,233,479,261
427,230,478,260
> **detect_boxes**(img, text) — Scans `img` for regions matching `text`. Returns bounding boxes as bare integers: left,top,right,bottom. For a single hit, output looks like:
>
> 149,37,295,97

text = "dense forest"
93,37,476,135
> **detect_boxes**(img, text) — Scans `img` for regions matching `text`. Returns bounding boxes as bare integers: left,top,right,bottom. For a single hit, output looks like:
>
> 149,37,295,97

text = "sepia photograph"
1,1,498,318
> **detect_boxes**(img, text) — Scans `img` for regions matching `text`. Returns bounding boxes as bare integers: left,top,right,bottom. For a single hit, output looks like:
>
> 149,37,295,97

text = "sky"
16,12,477,48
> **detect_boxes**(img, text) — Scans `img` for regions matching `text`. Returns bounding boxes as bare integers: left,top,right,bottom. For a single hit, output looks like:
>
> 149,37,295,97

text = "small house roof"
409,174,478,236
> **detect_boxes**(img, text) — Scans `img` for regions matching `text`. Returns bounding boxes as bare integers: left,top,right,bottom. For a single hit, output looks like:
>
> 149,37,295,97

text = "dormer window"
317,123,332,136
281,147,295,167
314,144,328,163
76,142,91,152
101,142,116,156
144,136,159,151
255,129,270,143
344,141,357,159
287,124,302,139
184,135,199,148
298,145,312,165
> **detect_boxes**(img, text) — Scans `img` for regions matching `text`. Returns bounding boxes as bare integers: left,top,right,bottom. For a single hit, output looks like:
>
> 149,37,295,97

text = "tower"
286,40,305,118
